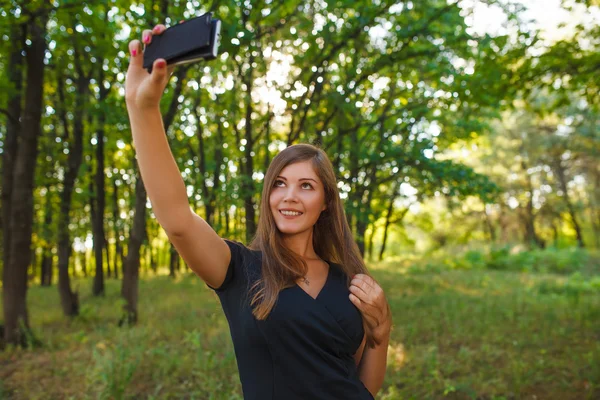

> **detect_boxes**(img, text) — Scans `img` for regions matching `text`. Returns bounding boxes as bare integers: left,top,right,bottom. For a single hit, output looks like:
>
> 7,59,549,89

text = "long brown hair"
248,143,382,347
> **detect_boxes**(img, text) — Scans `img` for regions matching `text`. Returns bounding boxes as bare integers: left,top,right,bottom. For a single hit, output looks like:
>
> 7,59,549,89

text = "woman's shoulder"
210,239,261,293
224,239,261,262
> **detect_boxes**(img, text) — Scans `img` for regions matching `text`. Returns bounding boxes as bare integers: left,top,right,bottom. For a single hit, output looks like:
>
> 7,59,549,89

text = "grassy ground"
1,261,599,399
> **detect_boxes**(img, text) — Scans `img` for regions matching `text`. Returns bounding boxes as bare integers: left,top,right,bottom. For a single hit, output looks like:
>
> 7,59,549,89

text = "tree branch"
0,108,18,124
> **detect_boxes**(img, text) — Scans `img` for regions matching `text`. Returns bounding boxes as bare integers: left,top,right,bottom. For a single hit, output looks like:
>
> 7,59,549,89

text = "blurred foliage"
0,0,597,273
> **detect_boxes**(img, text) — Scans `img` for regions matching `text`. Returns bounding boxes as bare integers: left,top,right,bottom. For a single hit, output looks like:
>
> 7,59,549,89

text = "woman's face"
269,160,327,236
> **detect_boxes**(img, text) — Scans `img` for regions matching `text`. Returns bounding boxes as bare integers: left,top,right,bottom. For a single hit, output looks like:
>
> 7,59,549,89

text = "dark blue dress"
208,239,374,400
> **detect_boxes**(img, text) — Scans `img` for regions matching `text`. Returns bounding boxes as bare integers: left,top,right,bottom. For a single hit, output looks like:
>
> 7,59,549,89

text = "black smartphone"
143,13,222,72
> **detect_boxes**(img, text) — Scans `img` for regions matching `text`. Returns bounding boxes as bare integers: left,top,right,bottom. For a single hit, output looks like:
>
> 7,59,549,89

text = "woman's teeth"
281,210,303,216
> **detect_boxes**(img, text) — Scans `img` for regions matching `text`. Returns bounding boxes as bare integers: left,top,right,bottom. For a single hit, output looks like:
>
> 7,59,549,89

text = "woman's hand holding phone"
125,24,176,111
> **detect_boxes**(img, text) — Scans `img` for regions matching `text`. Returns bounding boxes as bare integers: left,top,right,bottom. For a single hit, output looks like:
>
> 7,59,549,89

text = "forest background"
0,0,599,398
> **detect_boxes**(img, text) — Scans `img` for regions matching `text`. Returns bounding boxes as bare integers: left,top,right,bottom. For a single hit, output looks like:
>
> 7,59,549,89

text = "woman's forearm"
358,333,390,397
127,105,191,234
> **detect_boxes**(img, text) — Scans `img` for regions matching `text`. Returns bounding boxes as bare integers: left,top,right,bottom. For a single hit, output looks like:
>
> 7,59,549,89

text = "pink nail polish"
143,34,149,43
156,59,166,68
131,49,137,57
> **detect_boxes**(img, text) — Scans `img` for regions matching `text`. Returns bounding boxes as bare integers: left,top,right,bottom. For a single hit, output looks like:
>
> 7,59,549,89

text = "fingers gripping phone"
143,12,222,73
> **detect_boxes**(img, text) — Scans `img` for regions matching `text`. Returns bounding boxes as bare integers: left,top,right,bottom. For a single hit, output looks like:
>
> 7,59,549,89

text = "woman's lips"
279,210,303,219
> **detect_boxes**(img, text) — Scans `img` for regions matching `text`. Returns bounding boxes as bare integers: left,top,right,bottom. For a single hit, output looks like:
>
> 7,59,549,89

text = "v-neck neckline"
295,260,332,301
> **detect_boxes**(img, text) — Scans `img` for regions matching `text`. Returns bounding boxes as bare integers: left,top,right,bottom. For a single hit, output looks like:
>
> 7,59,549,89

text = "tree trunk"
1,21,26,293
90,177,104,295
112,178,123,279
553,159,585,248
345,130,360,238
224,169,230,236
3,14,47,346
169,244,179,277
356,166,379,258
211,125,225,227
40,187,54,286
498,203,509,243
150,246,158,273
332,132,344,176
55,49,88,316
94,60,109,280
379,194,396,262
40,252,53,286
192,92,218,227
225,205,230,236
366,222,375,261
171,252,179,275
521,161,544,249
552,221,559,247
264,114,271,172
29,246,37,284
242,143,257,242
120,170,147,326
484,206,496,242
81,250,88,277
104,236,112,278
242,57,257,242
213,205,223,236
355,218,367,257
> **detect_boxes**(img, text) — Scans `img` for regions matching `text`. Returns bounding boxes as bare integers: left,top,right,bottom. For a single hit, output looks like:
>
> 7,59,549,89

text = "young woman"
126,24,392,399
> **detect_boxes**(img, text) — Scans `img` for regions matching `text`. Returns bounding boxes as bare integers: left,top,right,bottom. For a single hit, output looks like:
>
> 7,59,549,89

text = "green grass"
1,261,599,399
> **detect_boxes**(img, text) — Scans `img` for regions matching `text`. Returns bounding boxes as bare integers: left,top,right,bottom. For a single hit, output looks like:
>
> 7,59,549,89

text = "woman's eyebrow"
276,176,318,183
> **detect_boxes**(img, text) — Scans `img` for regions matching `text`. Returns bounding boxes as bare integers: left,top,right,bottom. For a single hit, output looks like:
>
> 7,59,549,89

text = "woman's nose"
283,187,299,202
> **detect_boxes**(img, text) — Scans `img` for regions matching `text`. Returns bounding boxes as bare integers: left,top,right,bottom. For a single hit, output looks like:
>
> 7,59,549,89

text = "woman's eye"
273,180,312,189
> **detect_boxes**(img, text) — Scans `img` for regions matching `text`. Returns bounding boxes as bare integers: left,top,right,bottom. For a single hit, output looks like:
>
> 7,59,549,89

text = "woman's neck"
282,228,318,259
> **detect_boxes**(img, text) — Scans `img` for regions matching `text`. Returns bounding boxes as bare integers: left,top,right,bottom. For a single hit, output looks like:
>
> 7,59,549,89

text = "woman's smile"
279,209,304,218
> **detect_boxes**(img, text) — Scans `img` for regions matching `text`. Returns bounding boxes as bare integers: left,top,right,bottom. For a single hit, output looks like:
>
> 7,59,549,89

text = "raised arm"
125,24,230,288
